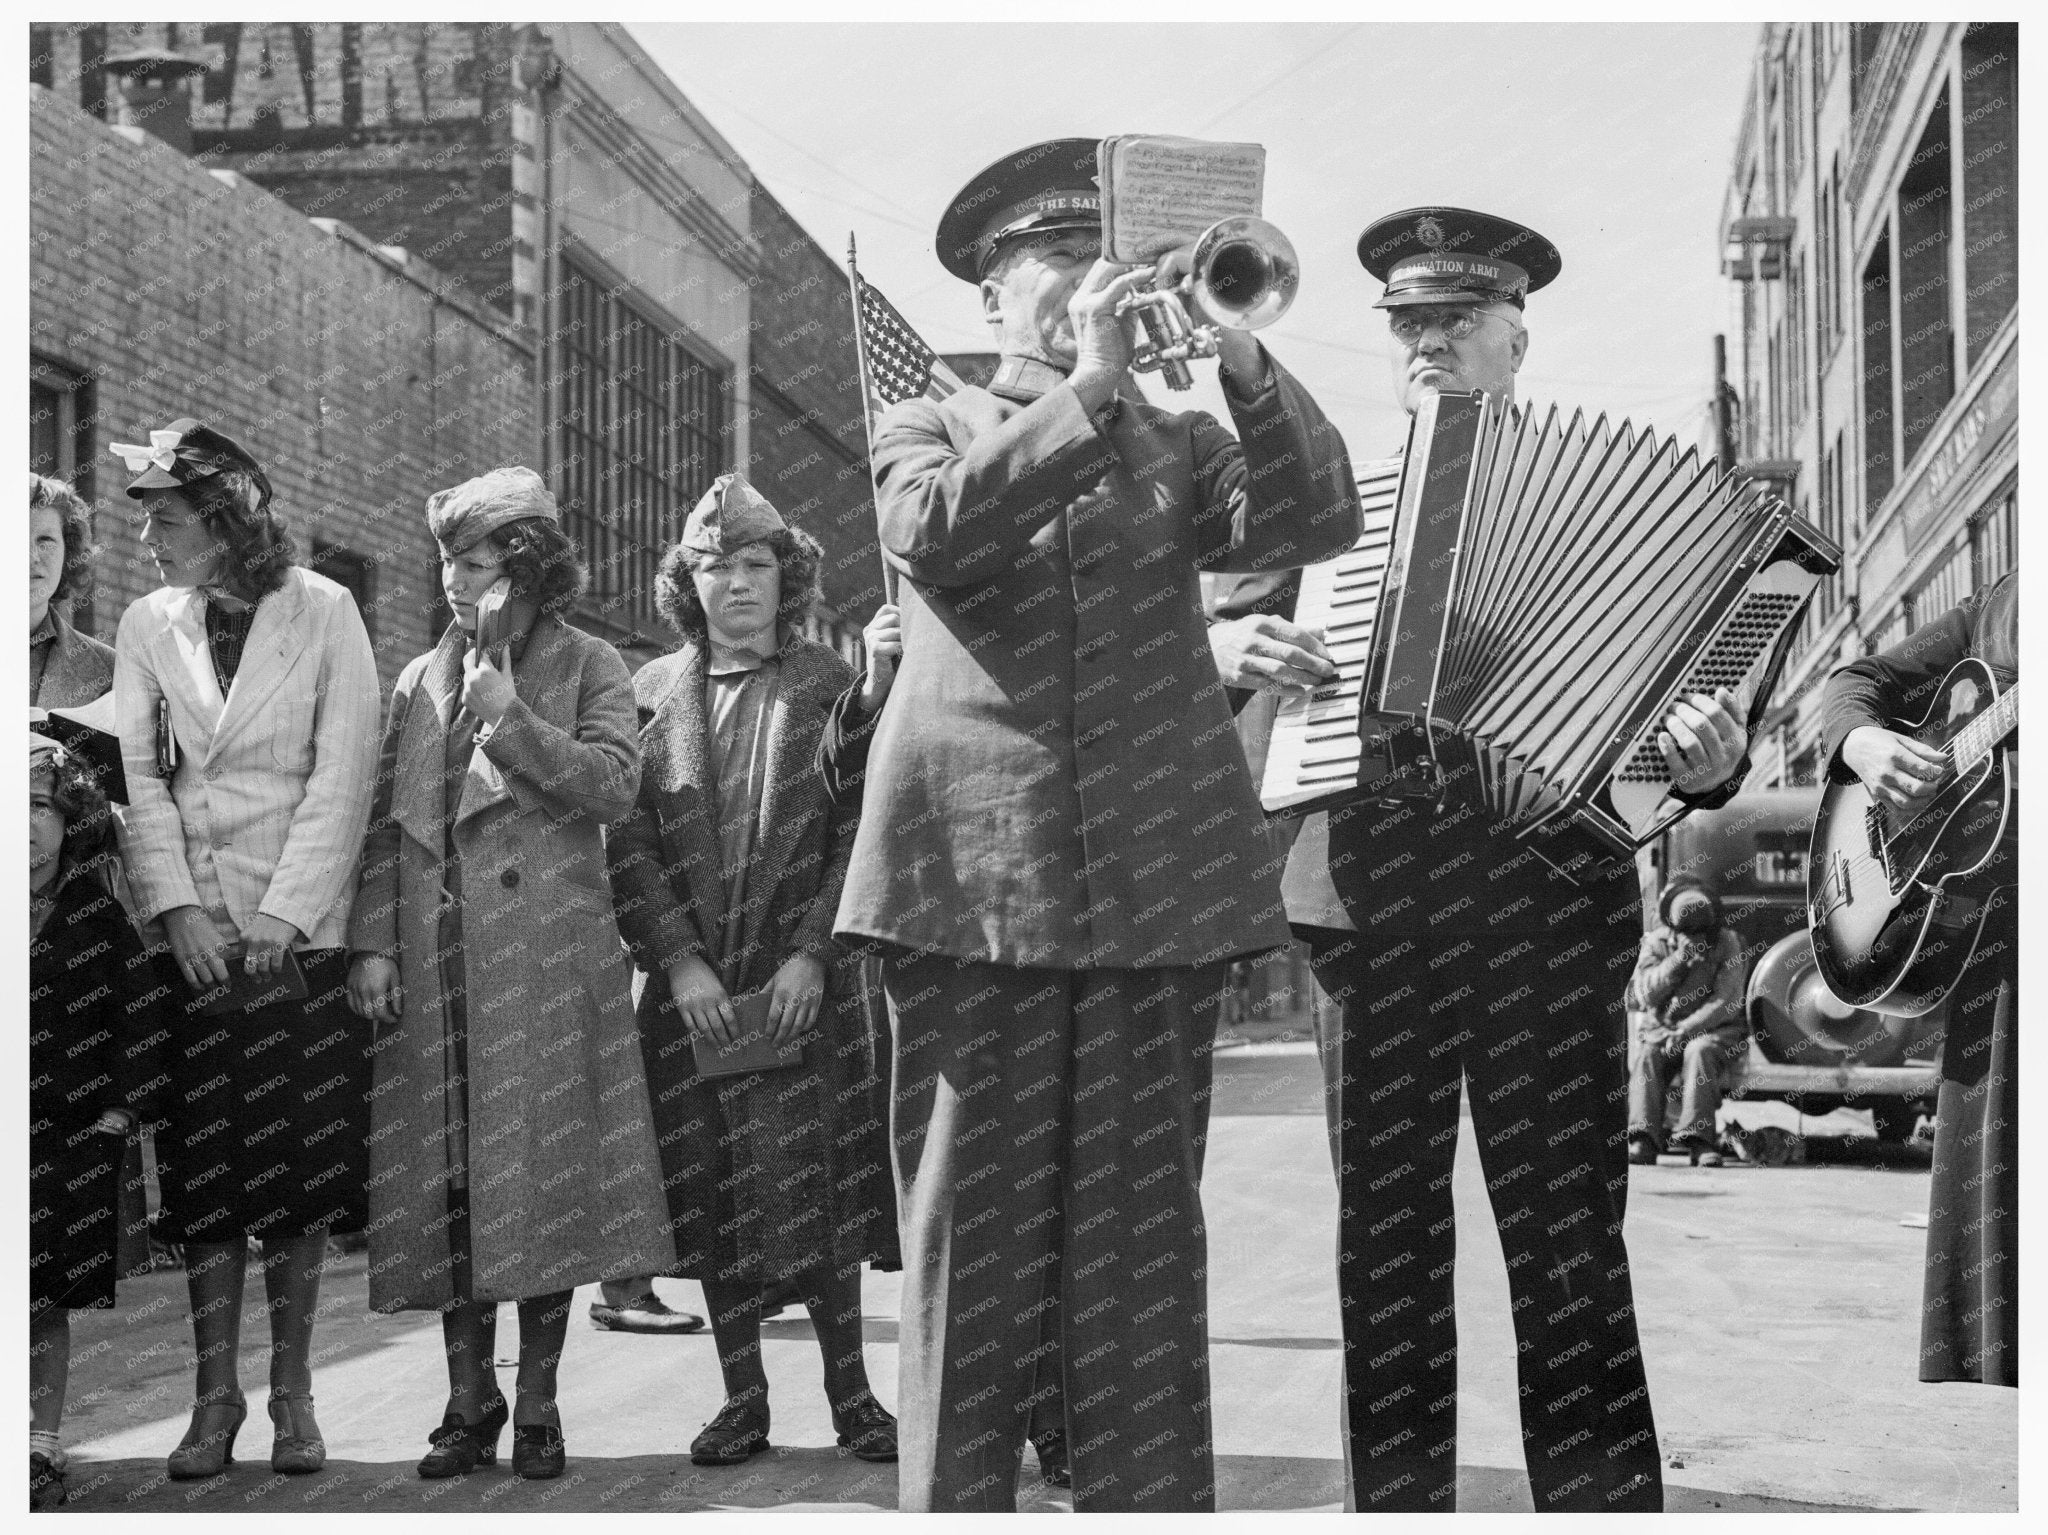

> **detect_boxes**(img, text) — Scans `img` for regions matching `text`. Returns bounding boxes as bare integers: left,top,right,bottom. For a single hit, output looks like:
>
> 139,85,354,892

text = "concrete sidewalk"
55,1041,2014,1513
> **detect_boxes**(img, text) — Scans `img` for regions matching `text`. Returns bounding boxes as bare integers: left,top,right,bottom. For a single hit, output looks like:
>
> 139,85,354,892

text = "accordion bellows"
1262,389,1840,864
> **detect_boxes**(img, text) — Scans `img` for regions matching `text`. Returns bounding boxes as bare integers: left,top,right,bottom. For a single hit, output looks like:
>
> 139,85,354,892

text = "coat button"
500,869,520,889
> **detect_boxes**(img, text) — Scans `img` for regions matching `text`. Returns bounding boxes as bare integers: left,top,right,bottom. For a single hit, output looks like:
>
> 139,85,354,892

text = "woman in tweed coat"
607,475,899,1467
347,468,674,1480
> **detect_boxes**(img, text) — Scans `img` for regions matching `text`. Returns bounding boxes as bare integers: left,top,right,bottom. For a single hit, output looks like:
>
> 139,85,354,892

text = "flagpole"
846,231,899,608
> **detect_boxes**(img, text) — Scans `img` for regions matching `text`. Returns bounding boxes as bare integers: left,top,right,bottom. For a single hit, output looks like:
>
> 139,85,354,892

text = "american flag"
851,265,963,424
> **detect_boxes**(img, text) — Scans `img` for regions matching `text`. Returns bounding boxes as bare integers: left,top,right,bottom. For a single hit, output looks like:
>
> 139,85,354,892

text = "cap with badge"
1357,207,1561,310
936,138,1103,284
110,417,273,506
678,473,788,556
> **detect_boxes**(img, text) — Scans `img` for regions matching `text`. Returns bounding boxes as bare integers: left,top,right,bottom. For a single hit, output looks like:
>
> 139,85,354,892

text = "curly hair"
30,473,97,609
176,467,296,602
475,516,585,615
33,747,116,886
654,524,823,641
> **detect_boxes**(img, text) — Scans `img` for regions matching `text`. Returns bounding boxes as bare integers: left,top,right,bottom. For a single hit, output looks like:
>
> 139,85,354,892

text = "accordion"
1260,389,1840,860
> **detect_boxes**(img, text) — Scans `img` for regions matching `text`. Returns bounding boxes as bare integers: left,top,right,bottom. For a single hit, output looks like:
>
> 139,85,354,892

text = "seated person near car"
1627,878,1746,1167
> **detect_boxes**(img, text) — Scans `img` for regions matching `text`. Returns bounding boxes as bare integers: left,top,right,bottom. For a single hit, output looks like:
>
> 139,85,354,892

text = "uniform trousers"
884,951,1226,1512
1308,923,1663,1512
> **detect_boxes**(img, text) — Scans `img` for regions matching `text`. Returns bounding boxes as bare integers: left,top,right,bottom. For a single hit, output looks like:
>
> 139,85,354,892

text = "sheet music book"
1098,135,1266,263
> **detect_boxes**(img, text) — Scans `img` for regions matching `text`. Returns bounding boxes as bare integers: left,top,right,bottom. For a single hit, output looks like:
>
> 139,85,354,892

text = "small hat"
936,138,1102,284
1357,207,1561,310
1664,882,1722,935
679,474,787,556
112,418,273,504
426,466,559,553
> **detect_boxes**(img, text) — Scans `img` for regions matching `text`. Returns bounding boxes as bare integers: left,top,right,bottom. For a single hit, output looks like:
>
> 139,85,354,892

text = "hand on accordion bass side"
1657,685,1748,795
1207,614,1337,696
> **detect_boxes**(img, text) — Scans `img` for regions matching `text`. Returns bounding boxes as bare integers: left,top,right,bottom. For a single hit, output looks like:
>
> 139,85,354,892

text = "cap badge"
1416,216,1446,249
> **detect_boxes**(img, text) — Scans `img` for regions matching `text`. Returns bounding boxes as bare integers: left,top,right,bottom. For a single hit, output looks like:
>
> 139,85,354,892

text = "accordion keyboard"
1259,459,1400,812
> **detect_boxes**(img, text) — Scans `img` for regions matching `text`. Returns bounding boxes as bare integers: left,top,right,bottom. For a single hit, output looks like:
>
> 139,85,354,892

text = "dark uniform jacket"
835,357,1361,970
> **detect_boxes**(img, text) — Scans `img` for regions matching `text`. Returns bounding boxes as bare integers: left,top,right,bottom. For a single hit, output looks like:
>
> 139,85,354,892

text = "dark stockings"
701,1263,871,1419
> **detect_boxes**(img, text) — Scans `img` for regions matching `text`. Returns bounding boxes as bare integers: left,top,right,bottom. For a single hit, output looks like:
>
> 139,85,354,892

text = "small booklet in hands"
691,989,805,1078
193,945,310,1018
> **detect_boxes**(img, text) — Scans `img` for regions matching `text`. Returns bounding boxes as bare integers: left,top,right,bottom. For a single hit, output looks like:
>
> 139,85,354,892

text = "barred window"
1912,541,1972,631
555,253,729,640
1969,484,2016,590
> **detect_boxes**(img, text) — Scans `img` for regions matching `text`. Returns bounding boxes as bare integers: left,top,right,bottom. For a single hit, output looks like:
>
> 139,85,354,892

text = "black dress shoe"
831,1393,898,1463
417,1396,507,1479
1627,1133,1661,1165
588,1293,706,1334
690,1400,770,1466
512,1423,566,1480
1033,1429,1071,1487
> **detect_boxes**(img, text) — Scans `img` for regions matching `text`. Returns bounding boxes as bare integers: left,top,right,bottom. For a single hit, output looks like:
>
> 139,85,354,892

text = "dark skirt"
1919,893,2017,1385
638,955,899,1284
31,1124,126,1317
153,948,372,1244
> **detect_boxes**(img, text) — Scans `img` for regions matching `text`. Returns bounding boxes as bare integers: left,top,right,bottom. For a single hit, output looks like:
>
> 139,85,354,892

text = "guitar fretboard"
1950,682,2020,768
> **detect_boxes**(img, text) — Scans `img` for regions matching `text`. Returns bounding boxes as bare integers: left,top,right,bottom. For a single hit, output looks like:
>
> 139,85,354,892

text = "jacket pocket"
269,696,313,773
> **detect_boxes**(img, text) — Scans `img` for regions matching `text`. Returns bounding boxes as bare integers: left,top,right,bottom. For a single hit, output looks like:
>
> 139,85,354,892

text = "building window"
1960,23,2017,365
1859,228,1893,518
311,541,377,647
30,357,94,497
554,252,730,641
1969,483,2016,589
1895,90,1953,468
1913,540,1972,629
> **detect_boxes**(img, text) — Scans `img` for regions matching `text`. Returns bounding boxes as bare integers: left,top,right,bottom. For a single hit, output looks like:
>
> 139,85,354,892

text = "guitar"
1807,657,2017,1016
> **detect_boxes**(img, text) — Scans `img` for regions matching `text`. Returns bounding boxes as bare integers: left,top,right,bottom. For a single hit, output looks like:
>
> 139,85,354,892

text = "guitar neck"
1951,681,2019,767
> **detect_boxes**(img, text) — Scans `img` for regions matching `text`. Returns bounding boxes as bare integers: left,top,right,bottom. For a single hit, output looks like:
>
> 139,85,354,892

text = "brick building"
1717,22,2017,784
29,85,533,686
31,21,881,665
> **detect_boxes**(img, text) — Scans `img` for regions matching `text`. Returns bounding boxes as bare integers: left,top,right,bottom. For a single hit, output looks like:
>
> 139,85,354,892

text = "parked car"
1641,788,1942,1141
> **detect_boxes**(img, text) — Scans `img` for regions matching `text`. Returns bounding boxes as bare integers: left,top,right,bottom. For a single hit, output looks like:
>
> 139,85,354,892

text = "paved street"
56,1041,2013,1514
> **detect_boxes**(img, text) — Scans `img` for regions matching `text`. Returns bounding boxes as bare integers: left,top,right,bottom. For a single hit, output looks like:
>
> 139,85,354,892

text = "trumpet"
1114,216,1300,390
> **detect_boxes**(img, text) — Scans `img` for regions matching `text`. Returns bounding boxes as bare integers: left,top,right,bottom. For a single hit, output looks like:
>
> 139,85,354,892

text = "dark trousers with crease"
885,951,1226,1512
1308,925,1663,1512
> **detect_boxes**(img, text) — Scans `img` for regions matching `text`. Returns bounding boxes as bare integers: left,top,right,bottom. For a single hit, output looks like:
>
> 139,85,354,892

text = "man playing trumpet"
836,137,1360,1511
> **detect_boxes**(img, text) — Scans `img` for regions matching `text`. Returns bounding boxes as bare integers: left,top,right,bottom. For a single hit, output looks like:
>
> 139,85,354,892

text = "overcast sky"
629,22,1759,457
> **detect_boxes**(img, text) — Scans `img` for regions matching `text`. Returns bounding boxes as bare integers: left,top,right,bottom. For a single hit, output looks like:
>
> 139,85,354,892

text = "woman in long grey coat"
347,468,673,1481
607,475,899,1467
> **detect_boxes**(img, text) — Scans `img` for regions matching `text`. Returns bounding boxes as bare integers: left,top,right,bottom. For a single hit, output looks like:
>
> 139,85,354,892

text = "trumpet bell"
1190,216,1298,331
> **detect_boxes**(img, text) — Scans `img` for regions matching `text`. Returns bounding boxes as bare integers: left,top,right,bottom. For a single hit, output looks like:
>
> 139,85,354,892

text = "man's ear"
1508,317,1529,373
980,276,1005,330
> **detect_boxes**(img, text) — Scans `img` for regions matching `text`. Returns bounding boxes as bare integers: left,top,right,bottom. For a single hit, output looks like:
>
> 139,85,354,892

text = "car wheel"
1747,932,1915,1067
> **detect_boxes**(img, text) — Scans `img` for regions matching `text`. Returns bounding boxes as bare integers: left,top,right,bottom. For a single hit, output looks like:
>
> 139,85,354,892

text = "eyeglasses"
1386,308,1515,345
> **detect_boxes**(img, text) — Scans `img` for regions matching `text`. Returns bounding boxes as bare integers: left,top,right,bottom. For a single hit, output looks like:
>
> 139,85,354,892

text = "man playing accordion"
1206,207,1751,1512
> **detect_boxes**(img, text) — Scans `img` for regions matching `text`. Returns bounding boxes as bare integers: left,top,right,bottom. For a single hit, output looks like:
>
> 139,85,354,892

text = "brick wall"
30,86,537,689
35,22,522,313
745,186,883,629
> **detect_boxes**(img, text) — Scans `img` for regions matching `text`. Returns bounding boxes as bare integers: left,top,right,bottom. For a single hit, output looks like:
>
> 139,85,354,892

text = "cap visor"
124,466,183,496
1375,288,1509,310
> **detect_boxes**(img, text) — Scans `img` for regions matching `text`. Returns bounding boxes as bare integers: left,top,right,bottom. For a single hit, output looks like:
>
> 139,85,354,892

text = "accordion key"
1262,389,1841,858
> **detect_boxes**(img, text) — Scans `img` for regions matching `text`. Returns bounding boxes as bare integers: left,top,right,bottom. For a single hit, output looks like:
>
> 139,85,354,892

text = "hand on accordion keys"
1208,614,1336,697
1656,686,1748,797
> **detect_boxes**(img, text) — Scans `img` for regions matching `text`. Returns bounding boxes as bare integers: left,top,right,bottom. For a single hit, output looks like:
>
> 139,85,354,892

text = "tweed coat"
115,567,381,949
34,606,117,708
606,634,898,1281
834,356,1362,970
350,616,676,1310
